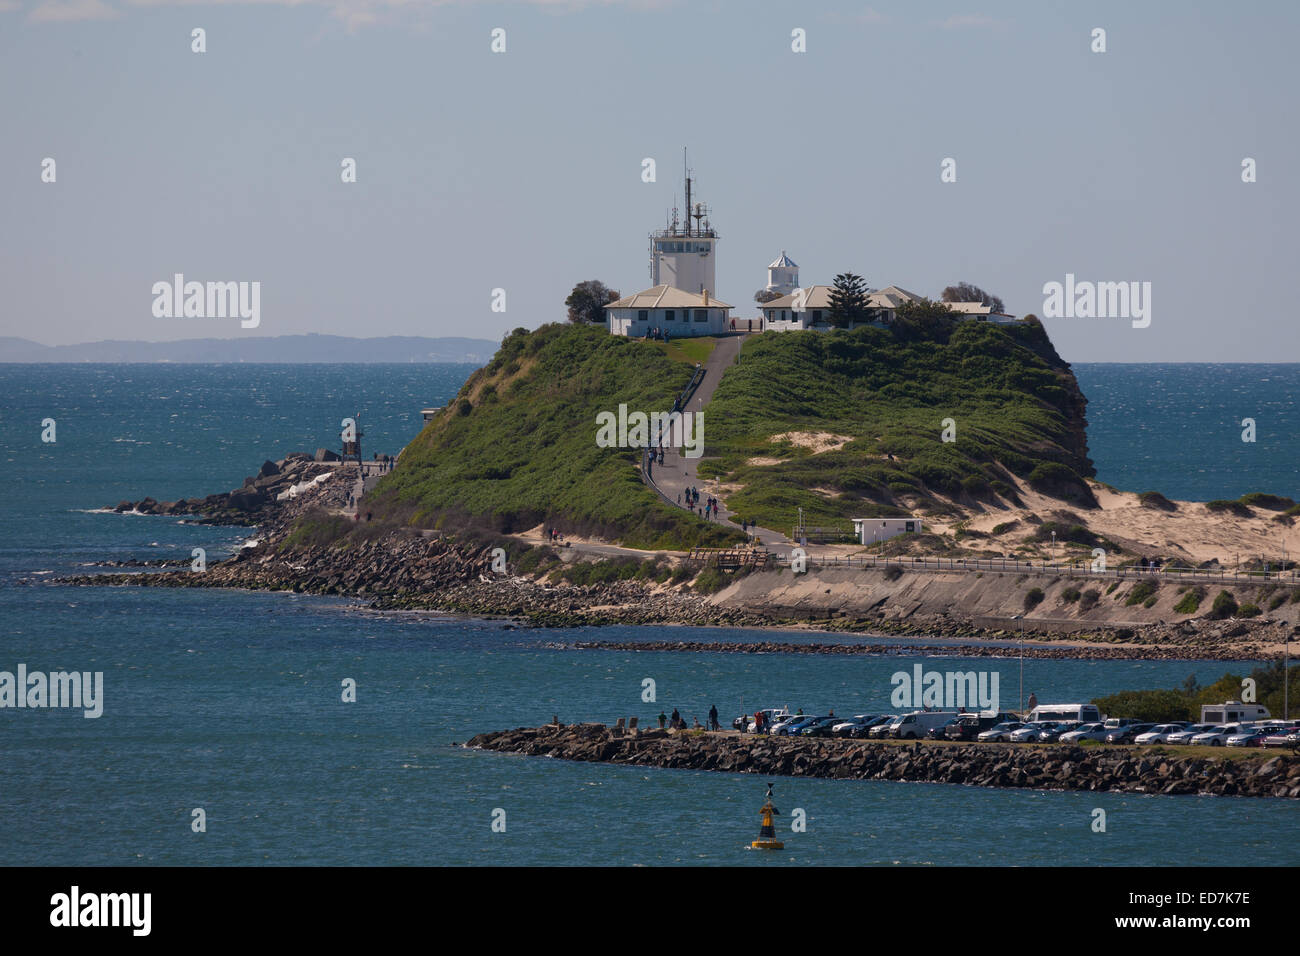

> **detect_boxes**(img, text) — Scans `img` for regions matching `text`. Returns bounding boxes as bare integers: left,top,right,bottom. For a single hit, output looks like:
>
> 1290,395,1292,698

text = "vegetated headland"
58,320,1300,661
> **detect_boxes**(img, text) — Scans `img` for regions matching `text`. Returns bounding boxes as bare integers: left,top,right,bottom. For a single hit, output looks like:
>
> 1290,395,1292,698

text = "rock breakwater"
466,723,1300,798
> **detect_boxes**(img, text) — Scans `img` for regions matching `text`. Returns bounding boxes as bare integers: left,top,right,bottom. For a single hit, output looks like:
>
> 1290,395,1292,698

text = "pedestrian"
658,710,667,729
709,704,718,731
671,707,680,728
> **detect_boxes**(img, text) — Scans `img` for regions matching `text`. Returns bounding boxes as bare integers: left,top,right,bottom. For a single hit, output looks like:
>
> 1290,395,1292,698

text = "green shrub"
1105,581,1119,595
1024,586,1045,610
1125,580,1158,607
883,564,904,582
1137,491,1177,512
1062,586,1081,603
1238,602,1261,618
1205,499,1253,518
1239,492,1295,511
1079,589,1100,610
1268,593,1287,611
1174,587,1204,615
1207,590,1238,620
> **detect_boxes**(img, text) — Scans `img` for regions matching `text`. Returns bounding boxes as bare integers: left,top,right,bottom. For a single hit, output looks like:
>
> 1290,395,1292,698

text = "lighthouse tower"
649,155,718,295
766,251,799,296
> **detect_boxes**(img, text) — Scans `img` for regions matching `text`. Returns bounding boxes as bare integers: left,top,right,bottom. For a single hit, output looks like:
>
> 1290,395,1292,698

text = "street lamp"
1012,613,1025,714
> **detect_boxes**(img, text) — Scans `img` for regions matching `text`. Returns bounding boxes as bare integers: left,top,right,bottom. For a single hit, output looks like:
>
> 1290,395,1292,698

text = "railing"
688,547,771,570
759,552,1298,584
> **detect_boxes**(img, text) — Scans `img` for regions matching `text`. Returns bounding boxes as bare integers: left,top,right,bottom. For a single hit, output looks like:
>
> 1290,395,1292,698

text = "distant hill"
0,334,500,364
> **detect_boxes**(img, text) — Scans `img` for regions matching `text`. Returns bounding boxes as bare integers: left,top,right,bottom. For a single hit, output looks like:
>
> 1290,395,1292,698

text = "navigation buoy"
750,783,785,850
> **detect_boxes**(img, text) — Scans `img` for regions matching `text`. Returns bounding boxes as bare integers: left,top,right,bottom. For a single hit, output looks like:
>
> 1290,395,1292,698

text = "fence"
760,551,1298,585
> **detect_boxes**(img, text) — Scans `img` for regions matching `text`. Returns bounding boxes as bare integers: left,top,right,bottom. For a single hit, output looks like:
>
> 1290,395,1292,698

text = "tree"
941,281,1005,314
827,273,870,328
754,288,782,304
894,296,956,338
565,280,620,324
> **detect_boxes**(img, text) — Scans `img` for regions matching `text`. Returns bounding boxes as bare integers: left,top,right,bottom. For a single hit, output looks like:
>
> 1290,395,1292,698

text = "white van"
1026,703,1102,724
1200,701,1270,725
888,710,960,740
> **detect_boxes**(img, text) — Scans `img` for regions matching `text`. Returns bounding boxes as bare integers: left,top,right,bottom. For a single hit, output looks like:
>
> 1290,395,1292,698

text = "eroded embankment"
466,723,1300,799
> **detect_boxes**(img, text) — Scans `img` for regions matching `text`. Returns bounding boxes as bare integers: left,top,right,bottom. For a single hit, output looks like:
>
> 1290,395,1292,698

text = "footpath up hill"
365,318,1094,548
367,323,741,550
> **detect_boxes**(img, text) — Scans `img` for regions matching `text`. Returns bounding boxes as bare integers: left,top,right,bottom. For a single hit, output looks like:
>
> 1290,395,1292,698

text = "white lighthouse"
649,161,718,296
766,251,799,296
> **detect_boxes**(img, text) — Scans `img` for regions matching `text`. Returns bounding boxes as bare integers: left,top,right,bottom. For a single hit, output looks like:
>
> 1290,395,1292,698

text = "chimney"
703,289,710,306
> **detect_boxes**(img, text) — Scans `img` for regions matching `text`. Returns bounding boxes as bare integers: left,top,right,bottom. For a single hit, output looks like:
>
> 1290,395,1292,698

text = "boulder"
258,460,280,478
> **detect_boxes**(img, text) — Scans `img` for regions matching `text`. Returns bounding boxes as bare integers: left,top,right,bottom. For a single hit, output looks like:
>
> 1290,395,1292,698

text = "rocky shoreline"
48,452,1294,660
466,723,1300,799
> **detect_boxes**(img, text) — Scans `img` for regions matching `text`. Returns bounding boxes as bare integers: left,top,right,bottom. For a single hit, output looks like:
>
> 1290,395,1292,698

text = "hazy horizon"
3,0,1296,363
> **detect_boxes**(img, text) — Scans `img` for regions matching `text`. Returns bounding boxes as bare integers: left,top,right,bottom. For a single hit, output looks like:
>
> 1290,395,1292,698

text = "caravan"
1200,701,1271,725
1025,703,1103,724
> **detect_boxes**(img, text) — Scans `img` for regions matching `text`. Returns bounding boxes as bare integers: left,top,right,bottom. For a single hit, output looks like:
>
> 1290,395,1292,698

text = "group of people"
646,327,671,342
676,486,720,521
543,526,566,544
657,705,722,732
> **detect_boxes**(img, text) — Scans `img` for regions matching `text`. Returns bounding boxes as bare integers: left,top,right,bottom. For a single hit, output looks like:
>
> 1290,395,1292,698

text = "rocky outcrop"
109,452,341,527
466,723,1300,799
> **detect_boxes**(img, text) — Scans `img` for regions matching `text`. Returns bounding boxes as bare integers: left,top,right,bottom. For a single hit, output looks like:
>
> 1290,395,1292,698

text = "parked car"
1102,717,1140,731
1104,722,1156,744
771,715,817,736
1059,722,1109,743
1190,724,1241,746
1009,722,1053,743
1225,728,1271,748
1165,723,1217,745
888,711,962,740
861,716,897,739
1262,726,1300,748
868,719,897,739
1036,722,1081,743
1134,723,1191,745
927,717,965,741
831,715,878,737
978,721,1024,742
800,716,843,737
743,709,791,733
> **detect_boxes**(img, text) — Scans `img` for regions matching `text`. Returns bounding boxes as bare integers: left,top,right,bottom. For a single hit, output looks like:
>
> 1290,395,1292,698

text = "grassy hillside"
349,316,1092,549
698,317,1095,529
366,323,744,549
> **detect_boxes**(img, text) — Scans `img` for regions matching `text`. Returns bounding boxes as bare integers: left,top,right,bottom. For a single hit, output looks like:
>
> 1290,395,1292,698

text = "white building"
853,517,924,547
605,285,733,338
760,285,922,330
765,251,799,296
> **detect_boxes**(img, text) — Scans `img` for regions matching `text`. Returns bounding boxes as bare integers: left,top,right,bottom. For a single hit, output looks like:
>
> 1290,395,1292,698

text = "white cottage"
760,285,922,330
605,284,734,338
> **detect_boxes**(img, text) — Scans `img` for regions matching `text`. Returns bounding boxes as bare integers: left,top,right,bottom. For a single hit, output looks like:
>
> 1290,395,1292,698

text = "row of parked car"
734,709,1300,748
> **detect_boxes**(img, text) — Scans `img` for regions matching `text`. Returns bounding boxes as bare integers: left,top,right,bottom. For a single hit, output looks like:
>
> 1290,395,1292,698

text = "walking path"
645,334,791,547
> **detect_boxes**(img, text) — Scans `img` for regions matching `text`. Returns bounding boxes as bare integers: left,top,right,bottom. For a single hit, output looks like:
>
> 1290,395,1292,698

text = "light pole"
1051,530,1056,567
1012,613,1024,714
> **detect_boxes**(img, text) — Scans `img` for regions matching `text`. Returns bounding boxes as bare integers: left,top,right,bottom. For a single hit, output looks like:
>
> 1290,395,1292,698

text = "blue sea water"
1073,364,1299,502
0,363,1297,867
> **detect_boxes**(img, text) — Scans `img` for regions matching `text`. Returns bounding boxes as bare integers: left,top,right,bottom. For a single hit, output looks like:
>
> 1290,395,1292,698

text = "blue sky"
2,0,1295,361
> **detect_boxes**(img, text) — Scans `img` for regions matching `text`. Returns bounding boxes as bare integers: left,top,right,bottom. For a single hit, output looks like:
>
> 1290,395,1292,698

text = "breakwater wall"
466,723,1300,799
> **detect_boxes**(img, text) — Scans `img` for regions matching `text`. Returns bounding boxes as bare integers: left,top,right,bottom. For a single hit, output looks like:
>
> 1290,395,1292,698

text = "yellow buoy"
750,783,785,850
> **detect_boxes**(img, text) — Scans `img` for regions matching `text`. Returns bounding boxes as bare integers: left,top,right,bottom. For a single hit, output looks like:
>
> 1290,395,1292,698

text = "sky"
1,0,1296,362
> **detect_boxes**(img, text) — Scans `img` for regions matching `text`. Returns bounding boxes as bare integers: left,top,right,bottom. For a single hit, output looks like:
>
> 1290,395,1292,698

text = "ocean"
1,362,1296,866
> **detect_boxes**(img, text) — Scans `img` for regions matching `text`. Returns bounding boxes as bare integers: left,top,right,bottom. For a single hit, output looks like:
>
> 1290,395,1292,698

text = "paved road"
646,334,790,547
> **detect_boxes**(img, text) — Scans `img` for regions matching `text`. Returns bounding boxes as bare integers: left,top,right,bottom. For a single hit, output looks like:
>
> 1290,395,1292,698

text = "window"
812,310,822,323
694,309,707,322
664,310,675,321
905,522,916,533
638,310,648,322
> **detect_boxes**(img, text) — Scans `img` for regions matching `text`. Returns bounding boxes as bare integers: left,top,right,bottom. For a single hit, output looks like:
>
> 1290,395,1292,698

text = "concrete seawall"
466,723,1300,799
